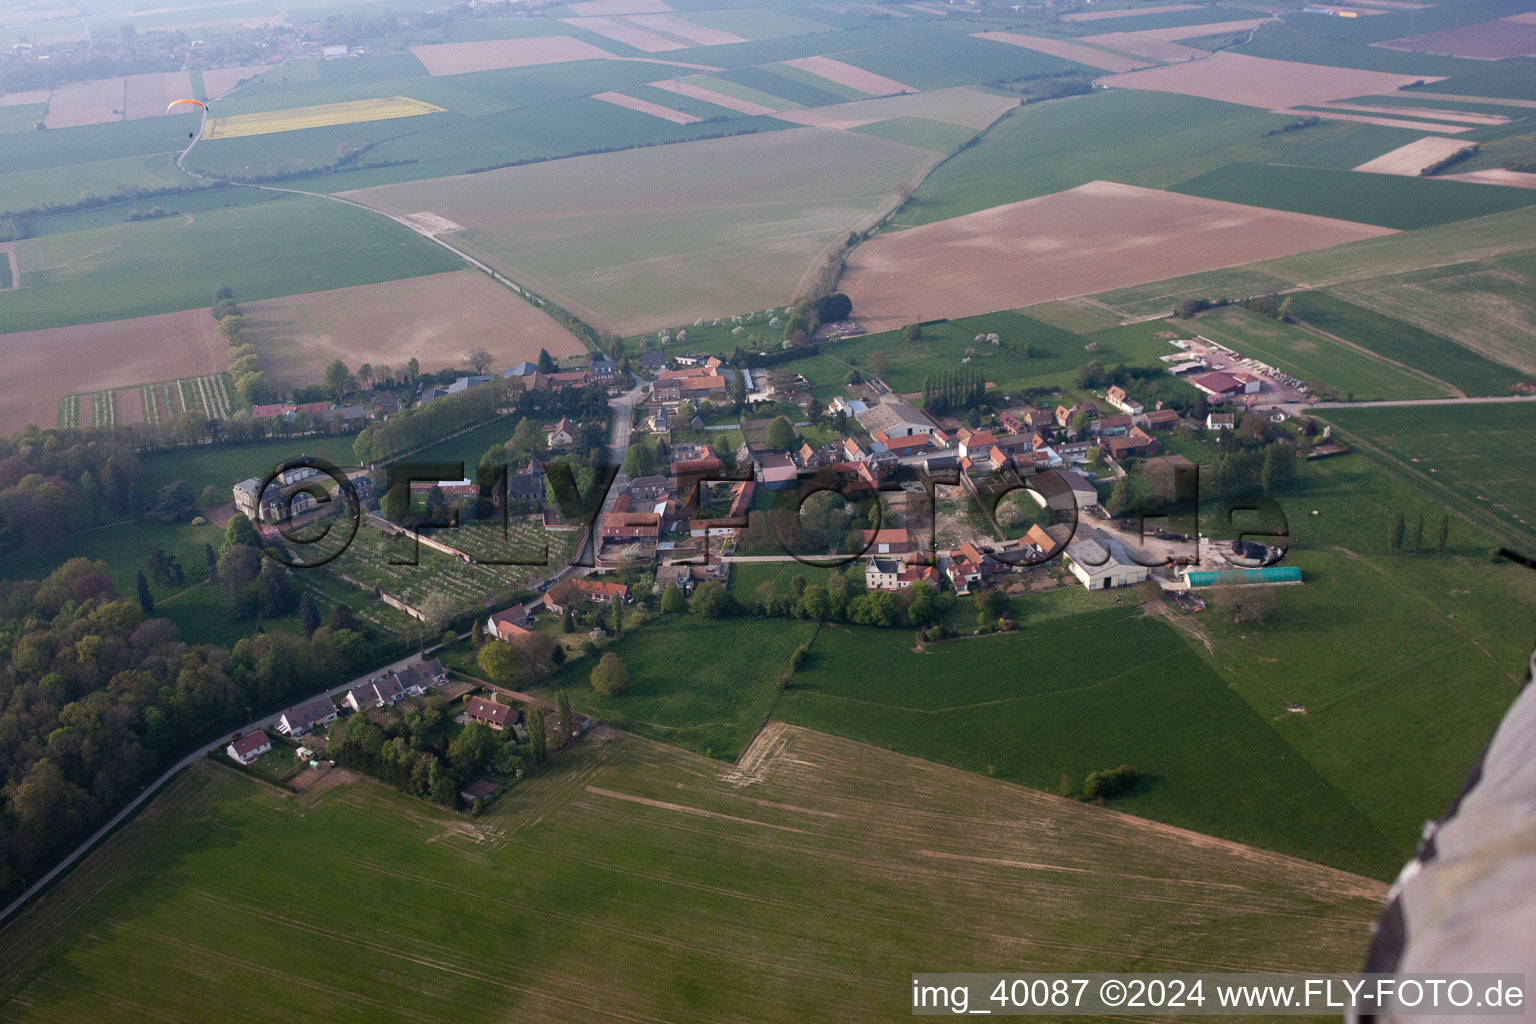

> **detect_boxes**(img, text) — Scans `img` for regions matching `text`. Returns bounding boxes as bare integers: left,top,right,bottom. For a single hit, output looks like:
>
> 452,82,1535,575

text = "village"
229,327,1322,622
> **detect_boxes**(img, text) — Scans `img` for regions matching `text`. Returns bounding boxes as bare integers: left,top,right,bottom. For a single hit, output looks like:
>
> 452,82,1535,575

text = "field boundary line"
1289,312,1462,398
1313,417,1536,553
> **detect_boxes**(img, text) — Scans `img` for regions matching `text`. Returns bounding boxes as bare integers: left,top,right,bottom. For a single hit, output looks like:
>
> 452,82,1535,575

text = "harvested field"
781,55,913,95
0,308,223,436
1289,108,1473,132
653,77,781,115
122,70,194,119
344,128,938,334
1353,135,1477,175
0,729,1383,1024
562,15,683,51
1397,92,1536,109
0,89,50,107
43,77,122,128
839,179,1396,332
1131,17,1270,39
409,37,614,76
1442,168,1536,189
241,270,585,385
1104,52,1443,109
626,12,745,46
1320,102,1509,126
1378,17,1536,60
566,0,670,12
773,86,1017,131
1062,2,1202,20
1081,31,1206,61
200,64,273,99
202,96,444,139
592,89,700,123
970,32,1149,72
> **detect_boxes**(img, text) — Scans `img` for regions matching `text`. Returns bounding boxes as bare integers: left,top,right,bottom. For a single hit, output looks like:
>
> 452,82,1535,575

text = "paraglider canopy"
166,98,206,112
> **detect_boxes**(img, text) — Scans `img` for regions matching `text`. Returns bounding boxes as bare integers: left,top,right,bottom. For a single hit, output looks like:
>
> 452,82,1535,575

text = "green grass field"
772,310,1172,404
1287,292,1526,396
0,196,462,333
776,609,1402,877
1318,402,1536,552
852,115,977,154
1327,257,1536,378
0,152,198,215
1183,449,1536,857
136,435,363,499
1172,306,1450,400
1169,162,1536,231
538,616,816,760
896,90,1316,227
0,728,1384,1023
348,127,935,334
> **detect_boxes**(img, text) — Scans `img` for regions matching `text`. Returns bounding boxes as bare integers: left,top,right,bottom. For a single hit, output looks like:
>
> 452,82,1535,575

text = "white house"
545,417,577,448
226,731,272,765
865,557,903,591
1106,385,1144,416
1206,412,1236,431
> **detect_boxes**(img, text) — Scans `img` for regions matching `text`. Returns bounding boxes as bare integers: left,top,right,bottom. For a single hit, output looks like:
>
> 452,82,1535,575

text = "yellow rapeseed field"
201,96,445,139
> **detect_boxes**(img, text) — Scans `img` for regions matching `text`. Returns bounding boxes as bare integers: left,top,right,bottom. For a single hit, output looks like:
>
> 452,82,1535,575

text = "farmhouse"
589,359,618,387
956,430,999,460
226,731,272,765
755,451,798,490
1055,402,1095,429
1106,386,1144,416
1105,427,1161,460
999,406,1052,433
466,695,522,731
546,370,593,390
486,607,530,641
1064,535,1149,591
1207,412,1236,430
545,417,577,448
276,695,338,736
1093,414,1134,437
542,577,629,613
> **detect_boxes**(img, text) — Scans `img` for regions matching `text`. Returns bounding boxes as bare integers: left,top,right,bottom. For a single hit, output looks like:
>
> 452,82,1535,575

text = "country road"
174,106,571,333
1305,395,1536,410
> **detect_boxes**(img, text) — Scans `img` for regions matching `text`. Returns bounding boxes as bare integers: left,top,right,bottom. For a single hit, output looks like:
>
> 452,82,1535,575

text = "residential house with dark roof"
276,696,338,736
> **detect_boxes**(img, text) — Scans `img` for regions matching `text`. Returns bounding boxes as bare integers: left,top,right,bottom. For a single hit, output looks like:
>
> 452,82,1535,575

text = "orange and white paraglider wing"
165,98,206,112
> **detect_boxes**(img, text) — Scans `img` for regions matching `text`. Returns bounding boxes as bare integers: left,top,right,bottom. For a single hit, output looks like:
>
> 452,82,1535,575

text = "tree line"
0,556,402,903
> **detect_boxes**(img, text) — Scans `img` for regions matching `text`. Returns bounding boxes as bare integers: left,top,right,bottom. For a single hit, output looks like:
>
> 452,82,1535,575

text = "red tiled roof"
229,731,269,758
